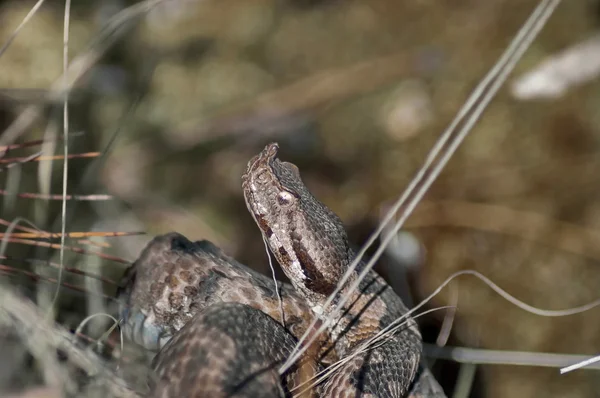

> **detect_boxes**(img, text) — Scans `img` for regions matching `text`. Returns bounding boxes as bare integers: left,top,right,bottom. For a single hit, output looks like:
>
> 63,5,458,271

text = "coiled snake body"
118,143,446,397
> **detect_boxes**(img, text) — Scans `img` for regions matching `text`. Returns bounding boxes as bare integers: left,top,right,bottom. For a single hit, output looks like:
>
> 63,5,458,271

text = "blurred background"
0,0,599,397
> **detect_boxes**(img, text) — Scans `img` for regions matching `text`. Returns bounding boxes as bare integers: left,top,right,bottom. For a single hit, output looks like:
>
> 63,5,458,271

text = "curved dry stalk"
0,152,101,164
436,284,458,348
0,0,47,59
0,217,44,233
0,217,52,257
291,260,600,395
0,190,113,201
290,266,600,396
0,134,83,166
75,313,124,362
0,231,143,240
5,237,130,264
0,139,49,157
0,152,42,170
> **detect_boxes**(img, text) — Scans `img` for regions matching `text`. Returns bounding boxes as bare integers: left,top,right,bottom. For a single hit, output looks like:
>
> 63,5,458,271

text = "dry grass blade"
0,139,47,157
55,0,73,317
0,190,113,201
75,313,123,358
0,231,143,240
424,345,600,371
436,285,458,348
5,238,130,264
0,152,101,164
0,134,82,159
1,152,42,170
0,218,43,233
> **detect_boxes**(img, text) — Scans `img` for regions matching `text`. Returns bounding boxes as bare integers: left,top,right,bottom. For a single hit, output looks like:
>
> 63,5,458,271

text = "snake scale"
118,143,446,397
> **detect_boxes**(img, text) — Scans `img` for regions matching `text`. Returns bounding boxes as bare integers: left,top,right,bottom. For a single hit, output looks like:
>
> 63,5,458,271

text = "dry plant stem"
0,0,46,58
262,236,285,327
38,121,60,211
0,190,113,201
0,152,101,164
0,284,139,397
0,139,51,157
0,231,142,240
436,285,458,347
0,217,46,233
0,217,51,258
54,0,73,314
6,238,130,264
424,344,600,370
452,363,476,398
293,264,600,395
1,152,42,170
75,313,123,359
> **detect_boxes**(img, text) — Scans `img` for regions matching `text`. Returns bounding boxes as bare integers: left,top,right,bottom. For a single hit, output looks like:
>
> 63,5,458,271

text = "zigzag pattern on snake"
118,143,446,398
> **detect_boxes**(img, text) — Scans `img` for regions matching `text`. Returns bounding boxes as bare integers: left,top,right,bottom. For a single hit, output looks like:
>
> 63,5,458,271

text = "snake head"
242,143,351,309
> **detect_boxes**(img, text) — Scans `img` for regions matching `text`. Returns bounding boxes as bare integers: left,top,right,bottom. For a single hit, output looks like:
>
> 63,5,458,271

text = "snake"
118,143,446,398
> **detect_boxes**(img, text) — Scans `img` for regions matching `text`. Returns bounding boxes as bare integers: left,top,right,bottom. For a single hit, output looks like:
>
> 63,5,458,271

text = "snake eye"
277,191,295,206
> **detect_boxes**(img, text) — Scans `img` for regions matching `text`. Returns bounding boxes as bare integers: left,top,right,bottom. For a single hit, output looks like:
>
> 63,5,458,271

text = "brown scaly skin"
118,233,320,354
242,143,424,397
119,143,446,397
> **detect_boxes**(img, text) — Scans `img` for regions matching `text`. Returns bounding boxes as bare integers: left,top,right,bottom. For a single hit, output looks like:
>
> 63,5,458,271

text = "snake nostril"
170,235,195,252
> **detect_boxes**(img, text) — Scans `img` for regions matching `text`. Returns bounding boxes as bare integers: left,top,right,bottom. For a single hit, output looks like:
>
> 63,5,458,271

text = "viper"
118,143,446,397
